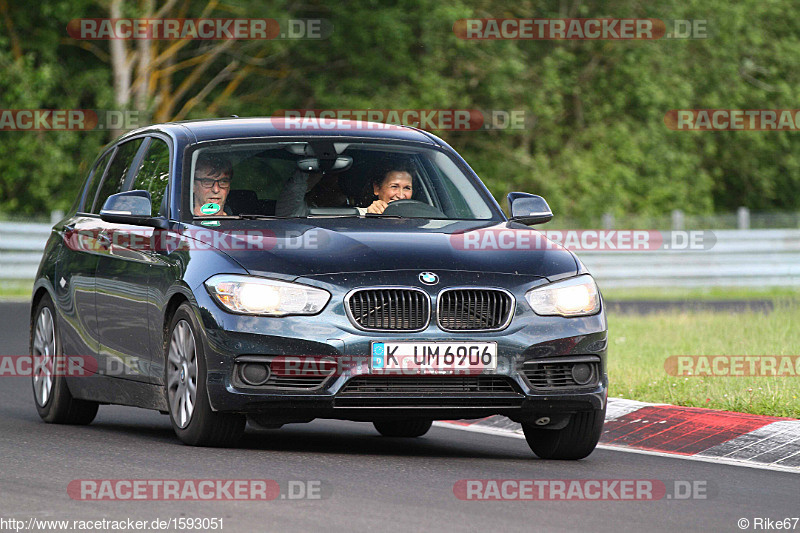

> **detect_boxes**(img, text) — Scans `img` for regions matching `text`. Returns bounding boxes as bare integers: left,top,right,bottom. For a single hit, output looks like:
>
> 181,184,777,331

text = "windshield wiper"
191,215,243,220
237,214,305,220
306,214,362,218
229,213,362,219
193,214,305,221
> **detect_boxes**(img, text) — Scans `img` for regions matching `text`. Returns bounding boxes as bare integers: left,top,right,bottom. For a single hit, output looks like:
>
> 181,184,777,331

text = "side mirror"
100,190,168,229
507,192,553,225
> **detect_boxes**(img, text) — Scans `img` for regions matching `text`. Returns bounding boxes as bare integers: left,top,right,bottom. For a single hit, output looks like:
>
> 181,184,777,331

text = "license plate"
370,342,497,375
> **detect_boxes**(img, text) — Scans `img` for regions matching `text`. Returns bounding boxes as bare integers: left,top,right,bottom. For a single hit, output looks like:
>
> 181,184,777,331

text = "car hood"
185,218,578,280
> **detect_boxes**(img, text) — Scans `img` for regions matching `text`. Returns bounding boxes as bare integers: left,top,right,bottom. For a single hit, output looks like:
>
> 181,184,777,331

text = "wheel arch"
30,283,55,338
162,292,190,343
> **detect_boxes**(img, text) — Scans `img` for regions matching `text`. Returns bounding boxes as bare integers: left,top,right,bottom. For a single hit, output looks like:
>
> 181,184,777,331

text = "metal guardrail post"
737,207,750,230
671,209,684,230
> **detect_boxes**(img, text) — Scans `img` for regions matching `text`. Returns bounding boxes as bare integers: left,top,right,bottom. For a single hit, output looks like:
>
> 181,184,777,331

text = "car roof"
120,117,440,145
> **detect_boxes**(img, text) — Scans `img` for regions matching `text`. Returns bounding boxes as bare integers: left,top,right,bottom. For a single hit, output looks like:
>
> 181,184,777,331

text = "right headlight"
205,274,330,316
525,275,601,317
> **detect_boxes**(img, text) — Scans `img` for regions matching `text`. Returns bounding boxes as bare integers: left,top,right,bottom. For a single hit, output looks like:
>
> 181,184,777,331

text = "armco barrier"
0,222,52,280
581,229,800,288
1,223,799,288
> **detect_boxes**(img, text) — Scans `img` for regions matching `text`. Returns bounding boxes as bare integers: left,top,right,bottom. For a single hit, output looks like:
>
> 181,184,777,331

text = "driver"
193,154,233,216
363,169,413,214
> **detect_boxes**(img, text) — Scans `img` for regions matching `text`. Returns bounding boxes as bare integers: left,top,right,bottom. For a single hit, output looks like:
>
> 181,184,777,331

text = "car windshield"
187,140,499,220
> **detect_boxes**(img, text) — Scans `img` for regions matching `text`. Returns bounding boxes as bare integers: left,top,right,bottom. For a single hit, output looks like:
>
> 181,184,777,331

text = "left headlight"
525,275,601,317
204,274,330,316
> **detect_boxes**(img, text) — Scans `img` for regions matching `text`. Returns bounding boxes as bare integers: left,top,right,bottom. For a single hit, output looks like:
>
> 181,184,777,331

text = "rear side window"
130,138,171,217
92,138,144,213
77,150,112,213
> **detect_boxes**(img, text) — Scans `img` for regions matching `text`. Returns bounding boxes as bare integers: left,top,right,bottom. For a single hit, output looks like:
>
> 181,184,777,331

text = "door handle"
98,232,112,246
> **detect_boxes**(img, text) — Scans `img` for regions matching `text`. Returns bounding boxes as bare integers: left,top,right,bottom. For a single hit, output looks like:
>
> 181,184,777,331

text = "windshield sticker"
200,203,221,215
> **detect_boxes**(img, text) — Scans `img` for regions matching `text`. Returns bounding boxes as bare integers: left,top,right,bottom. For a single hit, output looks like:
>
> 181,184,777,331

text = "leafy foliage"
1,0,799,222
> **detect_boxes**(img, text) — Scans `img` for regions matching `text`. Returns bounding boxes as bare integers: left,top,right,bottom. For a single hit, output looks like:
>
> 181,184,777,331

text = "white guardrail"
0,222,53,281
1,222,799,288
583,229,800,288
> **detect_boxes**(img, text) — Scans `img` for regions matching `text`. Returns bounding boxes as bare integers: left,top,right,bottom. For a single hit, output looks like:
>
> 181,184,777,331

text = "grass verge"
602,286,800,301
608,302,800,418
0,280,33,300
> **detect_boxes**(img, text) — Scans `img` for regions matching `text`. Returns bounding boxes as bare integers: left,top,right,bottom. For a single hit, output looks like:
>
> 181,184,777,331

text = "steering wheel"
380,199,447,218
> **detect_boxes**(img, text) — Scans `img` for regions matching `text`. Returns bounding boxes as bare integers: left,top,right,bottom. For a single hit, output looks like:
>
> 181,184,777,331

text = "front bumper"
193,270,609,423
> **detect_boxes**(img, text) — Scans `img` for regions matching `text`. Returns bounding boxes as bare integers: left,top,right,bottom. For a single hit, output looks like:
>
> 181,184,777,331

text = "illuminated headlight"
525,275,600,317
205,275,330,316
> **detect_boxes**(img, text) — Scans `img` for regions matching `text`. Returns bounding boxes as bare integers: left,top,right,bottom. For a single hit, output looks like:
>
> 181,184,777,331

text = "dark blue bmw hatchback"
31,118,607,458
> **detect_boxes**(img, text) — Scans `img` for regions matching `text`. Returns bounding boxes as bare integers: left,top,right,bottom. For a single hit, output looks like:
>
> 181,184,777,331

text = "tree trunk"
108,0,131,139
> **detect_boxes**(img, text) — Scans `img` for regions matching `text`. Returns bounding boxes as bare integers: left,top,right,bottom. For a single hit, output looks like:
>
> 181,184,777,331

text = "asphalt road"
0,302,797,532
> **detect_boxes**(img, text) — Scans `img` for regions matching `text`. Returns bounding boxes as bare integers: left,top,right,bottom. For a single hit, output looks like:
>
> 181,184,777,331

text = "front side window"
92,138,144,213
130,138,171,217
77,150,113,213
185,140,499,220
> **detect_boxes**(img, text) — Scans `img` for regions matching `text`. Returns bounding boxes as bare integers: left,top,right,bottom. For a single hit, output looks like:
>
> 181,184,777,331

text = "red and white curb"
436,398,800,472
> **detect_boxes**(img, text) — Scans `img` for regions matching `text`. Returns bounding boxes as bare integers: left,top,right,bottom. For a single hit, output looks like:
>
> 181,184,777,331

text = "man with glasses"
193,154,233,216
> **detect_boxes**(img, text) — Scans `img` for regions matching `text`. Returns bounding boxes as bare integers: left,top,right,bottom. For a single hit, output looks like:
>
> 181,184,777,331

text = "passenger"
193,154,233,216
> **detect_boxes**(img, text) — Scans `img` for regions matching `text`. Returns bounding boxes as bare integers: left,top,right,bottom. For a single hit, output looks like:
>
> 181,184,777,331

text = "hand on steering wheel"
366,200,389,214
380,199,447,218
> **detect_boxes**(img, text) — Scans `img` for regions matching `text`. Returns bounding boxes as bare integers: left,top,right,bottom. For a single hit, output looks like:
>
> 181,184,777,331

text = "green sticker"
200,220,221,227
200,202,221,215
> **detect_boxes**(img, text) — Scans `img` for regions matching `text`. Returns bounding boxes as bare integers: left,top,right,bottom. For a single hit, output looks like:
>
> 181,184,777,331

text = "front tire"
165,302,245,447
373,419,432,438
31,294,98,425
522,408,605,460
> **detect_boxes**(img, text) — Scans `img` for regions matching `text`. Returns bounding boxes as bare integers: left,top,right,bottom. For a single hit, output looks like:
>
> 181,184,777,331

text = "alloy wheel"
32,307,56,407
167,320,198,429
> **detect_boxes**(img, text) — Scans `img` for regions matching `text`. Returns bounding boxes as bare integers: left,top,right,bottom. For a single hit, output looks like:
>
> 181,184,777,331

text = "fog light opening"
240,363,271,386
571,363,593,385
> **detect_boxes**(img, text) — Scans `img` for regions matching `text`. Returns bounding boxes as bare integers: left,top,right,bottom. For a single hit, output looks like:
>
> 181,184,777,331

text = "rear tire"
31,294,98,425
165,303,245,447
522,408,605,460
373,419,432,438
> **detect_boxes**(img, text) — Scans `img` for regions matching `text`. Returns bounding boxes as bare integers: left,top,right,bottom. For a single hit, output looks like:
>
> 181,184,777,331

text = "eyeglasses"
195,178,232,189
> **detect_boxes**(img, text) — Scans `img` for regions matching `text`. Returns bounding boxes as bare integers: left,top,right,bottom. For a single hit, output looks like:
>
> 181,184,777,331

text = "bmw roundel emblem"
419,272,439,285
